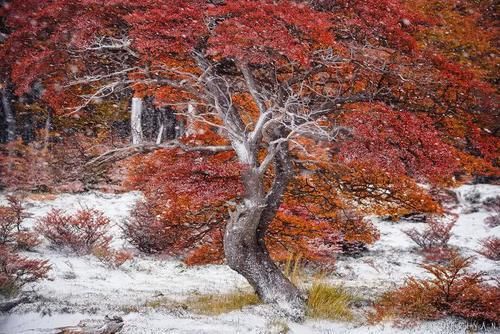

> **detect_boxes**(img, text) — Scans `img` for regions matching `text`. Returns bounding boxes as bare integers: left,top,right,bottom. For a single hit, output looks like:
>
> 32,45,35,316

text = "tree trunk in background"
130,97,144,145
155,107,177,144
155,123,164,145
1,82,16,142
43,108,52,150
164,109,176,140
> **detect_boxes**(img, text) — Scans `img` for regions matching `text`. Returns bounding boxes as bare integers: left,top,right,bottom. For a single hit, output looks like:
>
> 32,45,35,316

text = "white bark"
130,97,144,144
155,124,164,145
1,84,16,142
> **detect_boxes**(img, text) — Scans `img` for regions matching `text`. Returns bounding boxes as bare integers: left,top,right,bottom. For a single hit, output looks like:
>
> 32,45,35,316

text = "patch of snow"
1,184,499,333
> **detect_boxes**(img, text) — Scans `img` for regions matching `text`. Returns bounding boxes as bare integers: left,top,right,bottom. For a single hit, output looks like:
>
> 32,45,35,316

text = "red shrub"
0,246,51,296
121,200,194,255
422,247,458,264
0,195,41,252
0,141,54,192
5,194,31,232
36,209,112,254
403,216,456,250
92,246,133,269
14,231,41,251
477,237,500,261
0,206,17,245
372,256,500,325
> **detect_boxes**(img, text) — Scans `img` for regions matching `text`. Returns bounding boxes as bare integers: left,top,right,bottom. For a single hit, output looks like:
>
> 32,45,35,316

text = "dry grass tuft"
307,282,354,321
186,291,260,315
283,254,306,286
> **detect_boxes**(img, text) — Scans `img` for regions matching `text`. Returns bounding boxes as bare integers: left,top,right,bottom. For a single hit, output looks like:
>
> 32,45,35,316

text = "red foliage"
124,148,381,264
206,1,334,65
92,246,134,269
372,256,500,325
123,148,242,262
125,0,206,57
265,206,343,263
338,105,461,185
122,200,188,255
0,141,57,191
14,231,41,252
477,237,500,262
0,206,17,245
35,209,112,254
0,194,34,248
0,245,50,296
421,247,457,264
124,148,239,261
403,216,456,250
0,0,130,106
318,0,426,52
5,195,31,231
125,149,243,219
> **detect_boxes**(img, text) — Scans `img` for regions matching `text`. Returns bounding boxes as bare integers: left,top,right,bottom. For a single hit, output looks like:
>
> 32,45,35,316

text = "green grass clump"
186,291,260,315
307,283,354,321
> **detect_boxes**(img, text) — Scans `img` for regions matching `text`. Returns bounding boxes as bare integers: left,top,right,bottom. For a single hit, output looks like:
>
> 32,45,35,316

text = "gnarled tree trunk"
223,147,306,321
194,53,307,319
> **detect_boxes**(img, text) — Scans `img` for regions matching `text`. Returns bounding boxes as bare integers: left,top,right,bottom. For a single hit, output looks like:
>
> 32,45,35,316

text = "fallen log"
56,315,124,334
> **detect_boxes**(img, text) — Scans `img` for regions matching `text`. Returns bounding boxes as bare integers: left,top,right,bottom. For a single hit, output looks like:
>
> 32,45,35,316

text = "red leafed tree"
2,0,498,319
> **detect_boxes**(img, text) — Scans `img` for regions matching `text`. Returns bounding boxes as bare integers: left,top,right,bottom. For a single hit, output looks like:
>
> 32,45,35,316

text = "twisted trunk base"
224,207,306,321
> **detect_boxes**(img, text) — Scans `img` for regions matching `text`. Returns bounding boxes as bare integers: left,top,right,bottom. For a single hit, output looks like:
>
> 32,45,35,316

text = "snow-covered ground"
0,185,498,334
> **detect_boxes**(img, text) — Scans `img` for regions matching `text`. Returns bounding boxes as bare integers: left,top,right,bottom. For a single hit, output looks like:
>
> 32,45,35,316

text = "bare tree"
70,45,378,319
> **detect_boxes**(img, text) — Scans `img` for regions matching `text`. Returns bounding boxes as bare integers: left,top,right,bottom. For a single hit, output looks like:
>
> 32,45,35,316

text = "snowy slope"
0,185,498,334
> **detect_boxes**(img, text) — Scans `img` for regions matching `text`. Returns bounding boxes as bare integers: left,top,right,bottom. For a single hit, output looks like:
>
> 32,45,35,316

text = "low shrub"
0,246,50,296
307,283,354,321
121,200,175,254
421,247,458,264
5,194,31,231
403,216,456,250
477,237,500,261
464,189,481,205
482,196,500,229
36,208,111,253
372,256,500,326
482,196,500,213
0,194,39,251
484,214,500,228
0,206,17,245
92,246,134,269
14,231,41,251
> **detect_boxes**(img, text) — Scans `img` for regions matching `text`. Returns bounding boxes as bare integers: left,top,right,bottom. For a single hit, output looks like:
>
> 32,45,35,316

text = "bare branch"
85,140,233,170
